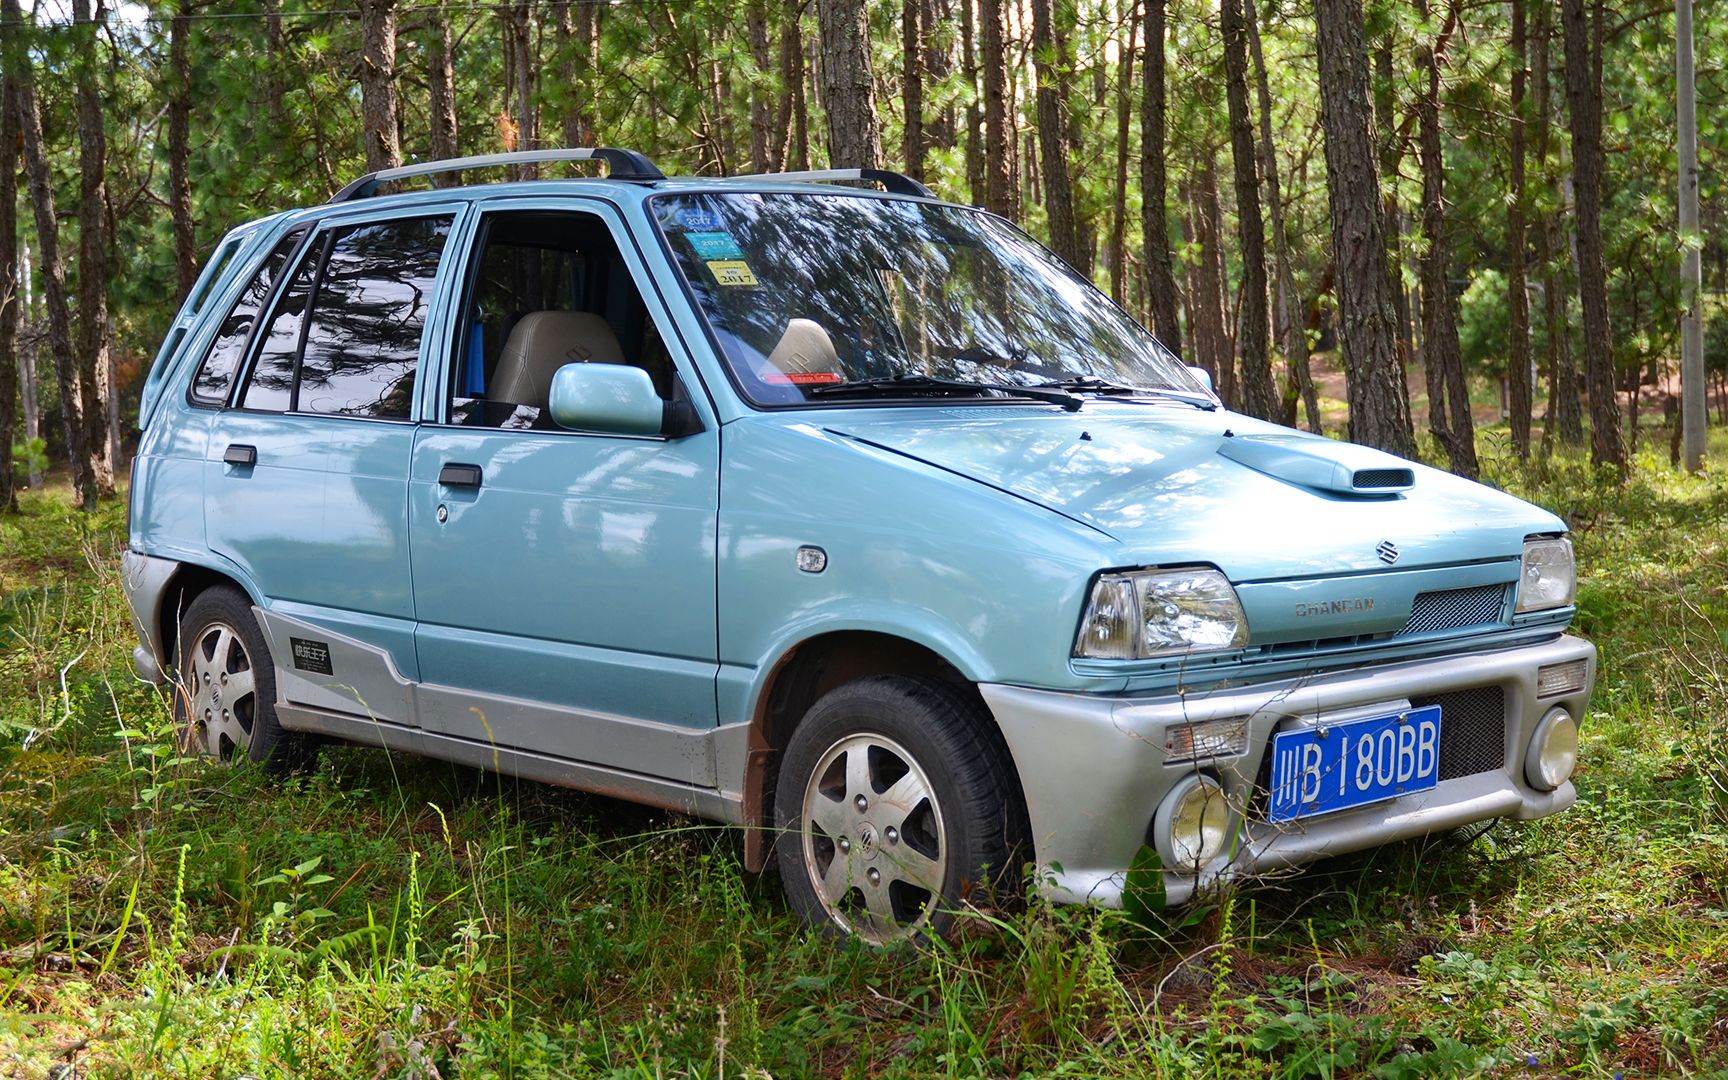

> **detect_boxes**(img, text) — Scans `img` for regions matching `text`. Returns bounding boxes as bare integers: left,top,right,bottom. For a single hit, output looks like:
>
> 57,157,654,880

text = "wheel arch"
738,629,1027,872
152,559,262,675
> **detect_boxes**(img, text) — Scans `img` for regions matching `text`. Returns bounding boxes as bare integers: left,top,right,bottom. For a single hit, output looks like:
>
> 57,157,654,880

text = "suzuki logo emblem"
1376,540,1400,565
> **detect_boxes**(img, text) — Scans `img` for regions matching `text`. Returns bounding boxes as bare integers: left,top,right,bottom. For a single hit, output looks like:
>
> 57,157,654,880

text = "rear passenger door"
205,206,466,718
407,201,721,771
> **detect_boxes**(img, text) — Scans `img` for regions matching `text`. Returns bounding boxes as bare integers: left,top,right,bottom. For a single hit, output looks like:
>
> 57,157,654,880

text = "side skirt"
275,702,745,824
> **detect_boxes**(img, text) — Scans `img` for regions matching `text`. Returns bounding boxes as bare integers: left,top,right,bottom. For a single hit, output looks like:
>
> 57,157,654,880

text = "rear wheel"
774,675,1023,944
173,586,313,773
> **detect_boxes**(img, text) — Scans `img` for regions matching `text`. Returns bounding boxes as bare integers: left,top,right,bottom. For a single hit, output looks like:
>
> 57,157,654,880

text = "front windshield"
652,192,1200,407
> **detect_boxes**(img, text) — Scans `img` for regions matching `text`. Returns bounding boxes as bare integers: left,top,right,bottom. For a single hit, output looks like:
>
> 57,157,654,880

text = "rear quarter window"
189,228,306,406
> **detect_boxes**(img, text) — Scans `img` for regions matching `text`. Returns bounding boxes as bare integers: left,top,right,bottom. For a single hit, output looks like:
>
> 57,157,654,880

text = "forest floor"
2,431,1728,1078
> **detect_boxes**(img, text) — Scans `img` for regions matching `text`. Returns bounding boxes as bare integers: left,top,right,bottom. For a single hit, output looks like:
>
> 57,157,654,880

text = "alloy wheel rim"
182,621,257,761
800,732,947,944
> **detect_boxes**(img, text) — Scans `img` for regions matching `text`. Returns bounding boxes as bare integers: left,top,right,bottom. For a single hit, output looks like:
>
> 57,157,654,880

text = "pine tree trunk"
925,0,957,154
74,0,114,495
777,0,811,171
1313,0,1416,458
1178,200,1217,391
1139,0,1182,351
556,2,599,151
816,0,882,169
1415,0,1477,478
1248,0,1318,432
1507,0,1532,458
1108,4,1138,305
1031,0,1082,269
1532,0,1582,448
1221,0,1275,420
263,0,285,132
903,0,925,179
1560,0,1626,473
428,11,458,165
358,0,402,173
981,0,1015,217
1192,158,1236,408
506,0,537,175
961,0,985,202
18,240,39,491
169,0,197,301
1678,0,1705,471
104,320,121,471
5,0,96,509
1373,35,1415,416
0,77,18,513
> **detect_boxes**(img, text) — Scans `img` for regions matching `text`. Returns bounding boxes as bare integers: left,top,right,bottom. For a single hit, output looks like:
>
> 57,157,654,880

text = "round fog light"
1153,774,1231,872
1525,707,1579,791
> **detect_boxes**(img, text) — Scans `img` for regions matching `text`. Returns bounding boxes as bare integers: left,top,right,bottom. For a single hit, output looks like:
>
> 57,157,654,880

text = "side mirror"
1185,364,1215,394
548,363,665,436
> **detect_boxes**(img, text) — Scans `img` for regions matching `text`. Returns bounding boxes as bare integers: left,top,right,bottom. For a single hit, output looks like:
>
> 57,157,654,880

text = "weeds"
2,440,1728,1076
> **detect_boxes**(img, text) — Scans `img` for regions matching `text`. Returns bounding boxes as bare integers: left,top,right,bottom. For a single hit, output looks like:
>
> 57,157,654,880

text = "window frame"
226,201,472,424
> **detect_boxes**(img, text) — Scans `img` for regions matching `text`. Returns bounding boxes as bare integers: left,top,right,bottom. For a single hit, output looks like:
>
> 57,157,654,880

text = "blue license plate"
1267,705,1443,823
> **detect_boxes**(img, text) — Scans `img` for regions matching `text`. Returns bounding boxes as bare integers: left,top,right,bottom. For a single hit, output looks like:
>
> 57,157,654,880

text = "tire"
774,675,1025,944
172,586,314,774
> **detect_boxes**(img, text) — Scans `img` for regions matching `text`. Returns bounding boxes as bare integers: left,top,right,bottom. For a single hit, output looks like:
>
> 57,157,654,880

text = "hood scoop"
1217,432,1415,497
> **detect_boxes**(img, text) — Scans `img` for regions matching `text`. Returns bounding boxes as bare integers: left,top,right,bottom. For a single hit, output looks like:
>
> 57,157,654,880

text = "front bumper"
981,633,1596,908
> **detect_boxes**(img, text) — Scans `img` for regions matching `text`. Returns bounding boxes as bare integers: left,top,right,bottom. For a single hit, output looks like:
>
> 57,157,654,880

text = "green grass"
4,434,1728,1077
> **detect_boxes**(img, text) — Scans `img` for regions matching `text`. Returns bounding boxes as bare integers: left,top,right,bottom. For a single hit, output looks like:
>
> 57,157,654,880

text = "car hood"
824,405,1565,582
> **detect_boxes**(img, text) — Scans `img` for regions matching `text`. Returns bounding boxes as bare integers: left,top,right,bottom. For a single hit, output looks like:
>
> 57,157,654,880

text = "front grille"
1352,467,1414,489
1412,685,1508,780
1398,584,1509,637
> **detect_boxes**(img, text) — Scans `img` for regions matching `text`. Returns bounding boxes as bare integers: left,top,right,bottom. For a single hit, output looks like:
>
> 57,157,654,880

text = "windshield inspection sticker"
687,232,744,260
707,260,758,286
677,209,724,230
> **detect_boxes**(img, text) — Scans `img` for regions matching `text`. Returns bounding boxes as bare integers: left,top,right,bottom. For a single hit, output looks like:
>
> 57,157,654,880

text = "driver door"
408,200,721,779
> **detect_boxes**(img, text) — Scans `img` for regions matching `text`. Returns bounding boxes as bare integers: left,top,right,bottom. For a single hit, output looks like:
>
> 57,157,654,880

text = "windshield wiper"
1036,375,1218,411
811,374,1084,411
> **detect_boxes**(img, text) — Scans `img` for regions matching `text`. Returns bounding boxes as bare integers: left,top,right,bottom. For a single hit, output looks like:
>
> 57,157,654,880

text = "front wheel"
774,675,1024,944
173,586,314,774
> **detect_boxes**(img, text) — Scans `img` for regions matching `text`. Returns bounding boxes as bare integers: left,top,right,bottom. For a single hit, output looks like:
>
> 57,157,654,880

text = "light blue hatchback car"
124,149,1596,943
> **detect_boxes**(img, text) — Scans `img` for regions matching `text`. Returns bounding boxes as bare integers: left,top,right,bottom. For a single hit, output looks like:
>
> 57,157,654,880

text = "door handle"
438,462,483,488
223,444,257,467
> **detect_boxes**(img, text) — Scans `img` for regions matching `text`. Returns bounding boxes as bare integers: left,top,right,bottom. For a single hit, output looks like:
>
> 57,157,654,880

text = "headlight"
1516,537,1576,613
1074,567,1249,659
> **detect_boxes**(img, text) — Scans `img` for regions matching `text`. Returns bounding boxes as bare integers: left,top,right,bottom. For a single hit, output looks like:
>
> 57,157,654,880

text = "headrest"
764,318,842,383
490,311,626,408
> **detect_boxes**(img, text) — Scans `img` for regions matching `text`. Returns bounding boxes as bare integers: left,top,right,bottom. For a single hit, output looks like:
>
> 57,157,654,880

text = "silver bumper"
121,550,178,684
982,634,1597,908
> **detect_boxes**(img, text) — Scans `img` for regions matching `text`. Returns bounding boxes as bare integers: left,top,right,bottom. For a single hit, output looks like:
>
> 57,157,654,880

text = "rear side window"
239,214,453,418
190,228,305,406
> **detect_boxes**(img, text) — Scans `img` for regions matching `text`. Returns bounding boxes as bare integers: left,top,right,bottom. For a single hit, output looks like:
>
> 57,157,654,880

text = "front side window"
239,214,453,417
652,192,1199,408
447,210,677,430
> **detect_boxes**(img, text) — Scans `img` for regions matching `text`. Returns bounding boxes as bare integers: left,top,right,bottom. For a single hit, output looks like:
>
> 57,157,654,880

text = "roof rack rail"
726,168,934,199
329,147,666,202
